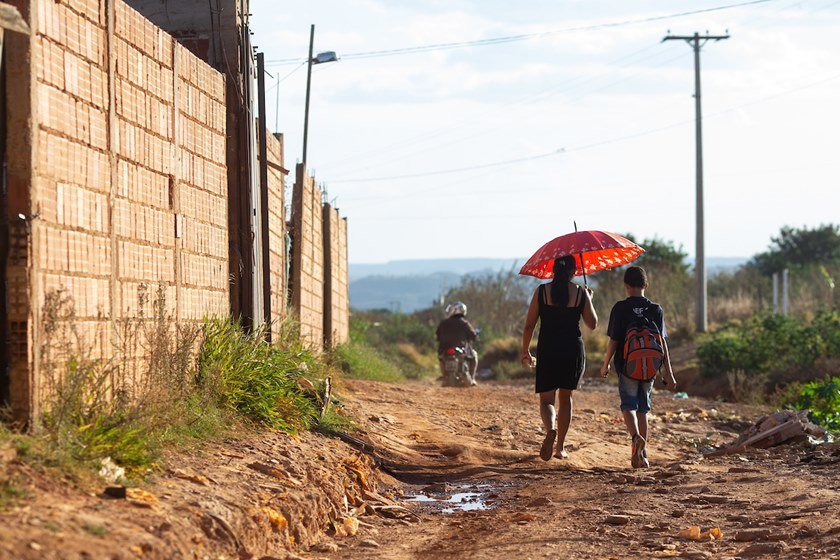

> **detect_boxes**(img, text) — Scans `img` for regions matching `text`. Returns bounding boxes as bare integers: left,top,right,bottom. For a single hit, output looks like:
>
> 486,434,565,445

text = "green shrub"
812,312,840,356
697,311,840,377
790,376,840,432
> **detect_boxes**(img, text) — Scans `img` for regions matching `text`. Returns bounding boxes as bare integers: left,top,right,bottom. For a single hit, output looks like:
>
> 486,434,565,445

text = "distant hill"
350,258,523,282
349,272,462,312
694,257,750,274
349,256,749,312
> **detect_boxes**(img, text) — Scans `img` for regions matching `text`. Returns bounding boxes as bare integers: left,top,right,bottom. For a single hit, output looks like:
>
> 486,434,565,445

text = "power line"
263,60,307,95
328,149,566,183
264,0,777,66
321,45,676,174
325,70,840,185
328,50,691,178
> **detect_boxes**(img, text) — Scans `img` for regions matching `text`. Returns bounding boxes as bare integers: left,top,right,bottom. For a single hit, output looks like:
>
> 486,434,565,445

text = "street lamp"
302,24,338,168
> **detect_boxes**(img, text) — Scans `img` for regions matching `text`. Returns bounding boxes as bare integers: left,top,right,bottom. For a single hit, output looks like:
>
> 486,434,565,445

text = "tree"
751,224,840,274
636,236,690,274
442,266,537,341
619,234,690,274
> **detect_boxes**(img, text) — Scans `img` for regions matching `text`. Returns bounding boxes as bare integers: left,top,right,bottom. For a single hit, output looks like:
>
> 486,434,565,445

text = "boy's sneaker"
631,435,649,468
540,429,557,461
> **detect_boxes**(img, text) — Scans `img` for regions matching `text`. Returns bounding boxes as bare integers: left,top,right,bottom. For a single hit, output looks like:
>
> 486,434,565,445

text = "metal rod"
302,24,314,168
574,220,588,288
274,73,279,133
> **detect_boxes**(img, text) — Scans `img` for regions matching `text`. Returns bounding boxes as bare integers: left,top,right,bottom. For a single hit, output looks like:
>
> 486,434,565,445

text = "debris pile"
709,410,827,455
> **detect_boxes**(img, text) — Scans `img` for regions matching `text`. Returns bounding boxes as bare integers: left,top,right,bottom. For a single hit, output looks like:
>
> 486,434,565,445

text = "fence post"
772,273,779,314
782,268,789,316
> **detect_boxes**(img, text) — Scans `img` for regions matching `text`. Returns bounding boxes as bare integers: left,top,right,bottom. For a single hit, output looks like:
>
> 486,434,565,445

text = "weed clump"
18,288,339,482
199,320,319,431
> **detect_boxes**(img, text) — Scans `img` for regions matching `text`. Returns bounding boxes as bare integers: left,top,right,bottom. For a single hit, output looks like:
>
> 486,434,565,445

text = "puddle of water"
404,490,489,514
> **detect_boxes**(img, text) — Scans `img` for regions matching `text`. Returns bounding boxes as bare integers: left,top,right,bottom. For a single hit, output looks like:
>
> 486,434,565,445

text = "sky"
250,0,840,264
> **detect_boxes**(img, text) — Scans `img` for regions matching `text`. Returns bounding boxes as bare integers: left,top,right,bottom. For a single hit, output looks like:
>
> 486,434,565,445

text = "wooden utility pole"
256,52,272,341
662,31,729,333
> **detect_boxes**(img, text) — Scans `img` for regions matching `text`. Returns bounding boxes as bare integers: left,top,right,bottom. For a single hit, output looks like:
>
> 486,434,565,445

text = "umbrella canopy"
519,230,644,279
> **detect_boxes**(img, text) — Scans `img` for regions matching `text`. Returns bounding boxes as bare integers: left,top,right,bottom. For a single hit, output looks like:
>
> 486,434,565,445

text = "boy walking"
600,266,676,468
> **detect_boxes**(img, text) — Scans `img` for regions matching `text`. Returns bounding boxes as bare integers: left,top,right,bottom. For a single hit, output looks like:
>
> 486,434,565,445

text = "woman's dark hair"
550,255,577,306
624,266,648,288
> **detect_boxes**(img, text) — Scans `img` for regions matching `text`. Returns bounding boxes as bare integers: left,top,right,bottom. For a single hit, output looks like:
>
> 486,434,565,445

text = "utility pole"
302,24,315,168
662,31,729,333
256,52,272,341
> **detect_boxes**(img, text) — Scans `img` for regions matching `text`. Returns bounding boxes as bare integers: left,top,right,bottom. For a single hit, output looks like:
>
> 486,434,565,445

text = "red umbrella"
519,230,644,280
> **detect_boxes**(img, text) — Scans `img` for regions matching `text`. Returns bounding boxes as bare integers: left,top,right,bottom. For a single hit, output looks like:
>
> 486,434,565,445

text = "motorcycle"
440,346,472,387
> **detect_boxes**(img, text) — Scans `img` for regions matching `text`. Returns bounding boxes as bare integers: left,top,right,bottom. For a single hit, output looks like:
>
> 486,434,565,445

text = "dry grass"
395,343,437,378
5,286,338,490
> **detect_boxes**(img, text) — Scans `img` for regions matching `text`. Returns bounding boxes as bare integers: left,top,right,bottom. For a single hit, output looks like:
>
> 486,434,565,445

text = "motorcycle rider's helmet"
445,301,467,318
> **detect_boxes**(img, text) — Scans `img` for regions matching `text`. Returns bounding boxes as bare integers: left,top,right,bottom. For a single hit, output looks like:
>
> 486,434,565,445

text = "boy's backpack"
622,313,664,382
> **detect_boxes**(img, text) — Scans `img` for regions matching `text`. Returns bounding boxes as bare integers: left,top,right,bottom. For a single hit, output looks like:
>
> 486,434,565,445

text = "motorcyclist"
435,301,479,385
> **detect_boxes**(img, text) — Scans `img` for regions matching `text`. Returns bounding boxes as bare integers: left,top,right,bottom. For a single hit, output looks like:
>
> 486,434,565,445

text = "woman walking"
520,256,598,460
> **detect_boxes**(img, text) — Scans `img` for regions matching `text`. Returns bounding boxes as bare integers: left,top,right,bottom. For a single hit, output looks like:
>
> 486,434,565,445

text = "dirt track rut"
330,379,840,560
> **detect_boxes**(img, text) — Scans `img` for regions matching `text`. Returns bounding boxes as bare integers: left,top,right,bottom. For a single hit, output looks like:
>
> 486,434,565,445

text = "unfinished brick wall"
4,0,228,421
265,132,287,334
291,164,323,350
323,204,349,347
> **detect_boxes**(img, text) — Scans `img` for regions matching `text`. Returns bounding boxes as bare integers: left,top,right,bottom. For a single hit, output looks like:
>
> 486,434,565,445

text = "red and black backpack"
622,313,664,381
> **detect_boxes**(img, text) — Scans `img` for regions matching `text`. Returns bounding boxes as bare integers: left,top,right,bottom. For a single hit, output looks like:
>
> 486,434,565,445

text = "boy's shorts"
618,374,653,413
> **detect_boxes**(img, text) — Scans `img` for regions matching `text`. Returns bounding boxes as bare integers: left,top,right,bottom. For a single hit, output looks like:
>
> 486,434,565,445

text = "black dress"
535,283,586,393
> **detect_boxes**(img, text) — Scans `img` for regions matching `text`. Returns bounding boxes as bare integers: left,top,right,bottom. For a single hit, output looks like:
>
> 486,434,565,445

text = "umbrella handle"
581,257,588,288
574,220,588,288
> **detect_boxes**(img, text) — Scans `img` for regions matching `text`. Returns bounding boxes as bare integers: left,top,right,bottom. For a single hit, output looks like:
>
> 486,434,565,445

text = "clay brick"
36,38,65,90
42,273,110,319
39,226,111,277
117,240,175,283
181,219,227,259
55,182,108,232
37,0,64,45
65,0,101,24
179,186,224,225
180,253,226,290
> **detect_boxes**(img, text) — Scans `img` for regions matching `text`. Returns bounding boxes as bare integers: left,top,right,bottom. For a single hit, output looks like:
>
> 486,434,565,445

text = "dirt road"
332,379,840,560
1,378,838,559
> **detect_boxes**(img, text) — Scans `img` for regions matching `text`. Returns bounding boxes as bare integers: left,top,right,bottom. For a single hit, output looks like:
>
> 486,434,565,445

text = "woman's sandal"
540,429,557,461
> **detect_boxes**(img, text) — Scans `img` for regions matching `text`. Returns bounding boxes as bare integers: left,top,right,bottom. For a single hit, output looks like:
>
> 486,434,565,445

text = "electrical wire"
327,50,691,177
324,0,828,174
300,0,816,174
320,44,671,173
264,61,307,94
264,0,778,66
328,149,565,183
325,70,840,185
